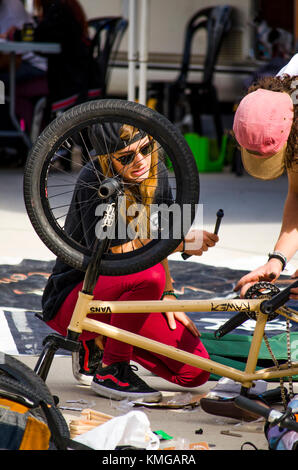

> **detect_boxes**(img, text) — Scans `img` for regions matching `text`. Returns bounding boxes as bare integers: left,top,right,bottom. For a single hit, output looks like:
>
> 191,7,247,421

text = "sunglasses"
113,140,154,166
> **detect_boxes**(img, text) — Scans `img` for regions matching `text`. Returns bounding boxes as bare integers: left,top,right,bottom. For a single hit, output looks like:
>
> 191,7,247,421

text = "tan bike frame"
67,290,298,390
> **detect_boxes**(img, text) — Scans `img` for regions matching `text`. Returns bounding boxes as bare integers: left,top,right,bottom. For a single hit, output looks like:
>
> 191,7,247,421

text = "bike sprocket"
244,281,280,321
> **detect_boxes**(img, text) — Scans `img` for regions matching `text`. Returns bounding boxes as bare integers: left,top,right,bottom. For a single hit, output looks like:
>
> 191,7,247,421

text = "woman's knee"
185,369,210,388
175,368,210,388
173,342,210,387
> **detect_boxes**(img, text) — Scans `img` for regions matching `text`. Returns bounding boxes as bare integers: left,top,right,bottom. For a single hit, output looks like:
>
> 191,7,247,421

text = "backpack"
265,395,298,450
0,352,91,450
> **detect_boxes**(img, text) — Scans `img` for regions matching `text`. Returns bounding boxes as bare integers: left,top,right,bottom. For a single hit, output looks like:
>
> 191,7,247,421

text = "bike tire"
24,99,199,275
0,353,57,404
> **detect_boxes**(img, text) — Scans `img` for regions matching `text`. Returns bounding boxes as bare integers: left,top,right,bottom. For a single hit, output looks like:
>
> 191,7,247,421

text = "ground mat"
0,258,297,380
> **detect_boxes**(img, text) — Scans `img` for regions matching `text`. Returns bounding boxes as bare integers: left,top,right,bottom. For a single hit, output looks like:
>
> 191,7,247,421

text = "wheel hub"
98,177,122,199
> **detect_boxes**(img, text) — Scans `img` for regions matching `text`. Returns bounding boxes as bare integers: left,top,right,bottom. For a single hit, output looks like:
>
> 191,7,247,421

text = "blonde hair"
98,124,159,238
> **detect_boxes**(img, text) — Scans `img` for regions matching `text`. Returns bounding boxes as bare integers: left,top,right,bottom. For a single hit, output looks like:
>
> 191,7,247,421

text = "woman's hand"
234,258,283,297
183,230,219,256
162,296,200,337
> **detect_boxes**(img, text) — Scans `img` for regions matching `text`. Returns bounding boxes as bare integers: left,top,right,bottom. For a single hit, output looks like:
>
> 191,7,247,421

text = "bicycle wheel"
0,375,70,447
24,99,199,275
0,353,57,404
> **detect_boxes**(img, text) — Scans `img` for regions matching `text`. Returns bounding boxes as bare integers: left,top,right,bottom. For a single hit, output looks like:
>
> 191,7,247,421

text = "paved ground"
0,165,297,454
18,354,278,453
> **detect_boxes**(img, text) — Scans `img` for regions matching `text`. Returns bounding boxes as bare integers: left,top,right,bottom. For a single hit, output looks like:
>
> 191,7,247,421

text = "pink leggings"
47,263,210,387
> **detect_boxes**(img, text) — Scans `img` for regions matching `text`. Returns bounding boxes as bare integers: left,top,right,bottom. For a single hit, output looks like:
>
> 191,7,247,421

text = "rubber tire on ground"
0,353,58,404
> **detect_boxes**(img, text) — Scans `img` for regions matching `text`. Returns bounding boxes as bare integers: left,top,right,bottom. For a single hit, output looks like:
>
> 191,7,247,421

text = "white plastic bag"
73,410,159,450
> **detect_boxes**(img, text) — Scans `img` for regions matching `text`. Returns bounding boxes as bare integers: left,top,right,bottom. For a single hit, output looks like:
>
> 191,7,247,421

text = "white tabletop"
0,40,61,54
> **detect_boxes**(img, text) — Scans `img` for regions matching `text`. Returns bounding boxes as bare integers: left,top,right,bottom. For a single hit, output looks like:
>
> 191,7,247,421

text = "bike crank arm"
260,279,298,315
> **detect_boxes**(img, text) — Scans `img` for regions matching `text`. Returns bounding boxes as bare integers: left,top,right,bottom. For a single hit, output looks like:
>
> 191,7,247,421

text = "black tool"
181,209,224,260
214,208,224,235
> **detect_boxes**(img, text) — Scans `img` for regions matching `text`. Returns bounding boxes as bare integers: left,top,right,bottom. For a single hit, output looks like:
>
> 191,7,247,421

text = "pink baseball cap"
233,89,294,179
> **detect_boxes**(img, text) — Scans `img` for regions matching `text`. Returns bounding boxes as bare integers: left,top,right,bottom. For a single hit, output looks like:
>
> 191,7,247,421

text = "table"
0,40,61,147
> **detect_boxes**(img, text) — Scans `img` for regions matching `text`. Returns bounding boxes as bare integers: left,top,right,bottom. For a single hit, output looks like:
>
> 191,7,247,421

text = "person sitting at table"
0,0,47,78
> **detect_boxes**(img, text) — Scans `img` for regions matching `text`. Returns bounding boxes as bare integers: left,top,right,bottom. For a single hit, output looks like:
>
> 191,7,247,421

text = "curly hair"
245,75,298,167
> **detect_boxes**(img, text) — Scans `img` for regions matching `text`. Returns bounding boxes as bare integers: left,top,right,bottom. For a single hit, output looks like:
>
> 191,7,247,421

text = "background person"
42,123,218,402
232,75,298,298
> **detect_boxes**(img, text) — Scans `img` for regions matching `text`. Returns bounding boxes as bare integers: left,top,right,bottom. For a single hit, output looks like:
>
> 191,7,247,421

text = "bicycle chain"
244,281,294,408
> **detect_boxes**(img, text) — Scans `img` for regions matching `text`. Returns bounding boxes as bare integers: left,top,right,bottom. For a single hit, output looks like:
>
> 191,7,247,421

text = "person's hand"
162,296,200,337
234,258,283,297
184,230,218,256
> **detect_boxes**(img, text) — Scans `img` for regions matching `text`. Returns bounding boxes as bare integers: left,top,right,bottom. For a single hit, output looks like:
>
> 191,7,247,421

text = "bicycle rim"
24,99,199,275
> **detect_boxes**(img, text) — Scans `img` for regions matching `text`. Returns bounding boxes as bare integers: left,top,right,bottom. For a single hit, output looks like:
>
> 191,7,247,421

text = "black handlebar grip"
234,396,272,420
282,416,298,433
261,279,298,314
214,208,224,235
182,209,224,260
235,396,298,433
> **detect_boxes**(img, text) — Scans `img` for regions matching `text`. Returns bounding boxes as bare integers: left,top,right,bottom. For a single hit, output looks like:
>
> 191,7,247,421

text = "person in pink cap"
232,74,298,297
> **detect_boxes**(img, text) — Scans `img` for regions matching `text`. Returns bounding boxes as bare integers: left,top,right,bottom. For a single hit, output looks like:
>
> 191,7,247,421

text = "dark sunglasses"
113,140,154,166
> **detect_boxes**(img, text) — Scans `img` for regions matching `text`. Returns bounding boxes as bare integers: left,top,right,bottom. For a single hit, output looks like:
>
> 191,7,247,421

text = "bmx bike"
22,99,298,413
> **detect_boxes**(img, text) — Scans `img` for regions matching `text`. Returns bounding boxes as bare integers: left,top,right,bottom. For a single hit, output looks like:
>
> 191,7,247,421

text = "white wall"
81,0,254,54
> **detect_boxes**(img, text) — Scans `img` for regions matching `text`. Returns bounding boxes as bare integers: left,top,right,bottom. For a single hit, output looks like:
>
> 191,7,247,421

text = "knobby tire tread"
24,99,199,274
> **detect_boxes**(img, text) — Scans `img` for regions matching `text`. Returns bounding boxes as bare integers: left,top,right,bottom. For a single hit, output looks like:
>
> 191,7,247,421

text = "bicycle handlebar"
260,279,298,314
234,396,298,432
235,396,272,420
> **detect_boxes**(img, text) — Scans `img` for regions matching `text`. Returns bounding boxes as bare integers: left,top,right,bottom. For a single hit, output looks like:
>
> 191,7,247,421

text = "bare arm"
160,258,200,336
160,258,174,290
274,170,298,260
